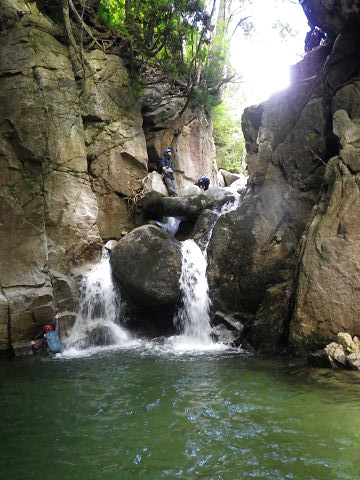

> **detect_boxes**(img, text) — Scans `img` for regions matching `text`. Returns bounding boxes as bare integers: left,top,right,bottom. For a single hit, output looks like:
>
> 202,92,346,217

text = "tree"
51,0,254,112
97,0,253,109
212,82,247,173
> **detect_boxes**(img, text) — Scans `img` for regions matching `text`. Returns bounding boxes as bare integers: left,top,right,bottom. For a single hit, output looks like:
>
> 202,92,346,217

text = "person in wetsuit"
194,175,210,192
31,314,62,354
158,148,178,197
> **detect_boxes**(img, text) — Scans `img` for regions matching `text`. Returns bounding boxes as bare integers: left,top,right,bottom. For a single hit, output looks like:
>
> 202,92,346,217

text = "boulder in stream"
110,225,182,334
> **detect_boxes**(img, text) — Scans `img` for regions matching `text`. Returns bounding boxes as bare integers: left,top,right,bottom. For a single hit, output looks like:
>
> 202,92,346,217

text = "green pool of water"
1,345,360,479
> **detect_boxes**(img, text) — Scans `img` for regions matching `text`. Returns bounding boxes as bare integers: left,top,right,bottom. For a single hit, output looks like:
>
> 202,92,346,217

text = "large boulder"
137,171,168,208
146,187,238,222
110,225,182,333
207,40,330,350
219,169,247,187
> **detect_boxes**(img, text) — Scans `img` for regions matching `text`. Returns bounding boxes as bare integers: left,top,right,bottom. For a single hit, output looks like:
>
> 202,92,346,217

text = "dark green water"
1,345,360,480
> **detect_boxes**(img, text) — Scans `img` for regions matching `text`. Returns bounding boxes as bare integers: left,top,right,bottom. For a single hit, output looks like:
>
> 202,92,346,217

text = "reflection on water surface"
1,347,360,480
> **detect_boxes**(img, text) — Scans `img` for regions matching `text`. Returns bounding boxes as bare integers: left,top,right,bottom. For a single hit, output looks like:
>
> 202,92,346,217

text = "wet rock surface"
0,0,218,352
110,225,182,333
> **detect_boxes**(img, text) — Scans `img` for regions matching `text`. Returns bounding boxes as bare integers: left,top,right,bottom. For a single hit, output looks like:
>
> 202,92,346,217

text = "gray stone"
0,292,9,351
299,0,360,34
337,332,359,353
138,171,168,207
192,209,219,250
110,225,182,308
104,240,118,252
213,311,244,333
148,188,238,222
219,169,246,186
5,285,55,344
346,352,360,370
324,342,347,367
50,271,79,313
179,185,201,197
211,323,241,346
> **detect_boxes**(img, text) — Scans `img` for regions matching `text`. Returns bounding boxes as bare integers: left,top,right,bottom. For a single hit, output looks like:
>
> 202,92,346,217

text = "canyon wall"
208,2,360,353
0,0,217,353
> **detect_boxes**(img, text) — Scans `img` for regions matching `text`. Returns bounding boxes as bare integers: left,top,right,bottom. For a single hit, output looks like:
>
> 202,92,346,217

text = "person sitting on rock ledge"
31,314,63,354
194,175,210,192
158,147,178,197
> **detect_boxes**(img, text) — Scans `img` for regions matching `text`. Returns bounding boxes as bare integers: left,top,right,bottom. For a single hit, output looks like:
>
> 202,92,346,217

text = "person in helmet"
31,314,62,354
194,175,210,192
158,147,178,197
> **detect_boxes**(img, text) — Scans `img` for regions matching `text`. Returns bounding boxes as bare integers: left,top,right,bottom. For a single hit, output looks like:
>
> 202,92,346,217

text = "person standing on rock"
158,147,178,197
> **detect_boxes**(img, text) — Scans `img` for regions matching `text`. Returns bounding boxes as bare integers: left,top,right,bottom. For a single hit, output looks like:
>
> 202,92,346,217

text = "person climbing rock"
31,314,63,354
305,22,326,52
194,175,210,192
158,147,178,197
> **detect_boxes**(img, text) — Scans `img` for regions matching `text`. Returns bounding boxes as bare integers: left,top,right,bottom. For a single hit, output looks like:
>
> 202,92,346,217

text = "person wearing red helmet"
31,314,62,354
43,324,53,334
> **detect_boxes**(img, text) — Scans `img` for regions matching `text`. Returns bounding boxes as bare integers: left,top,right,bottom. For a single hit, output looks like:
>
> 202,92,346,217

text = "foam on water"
172,239,214,349
63,196,243,357
63,249,131,354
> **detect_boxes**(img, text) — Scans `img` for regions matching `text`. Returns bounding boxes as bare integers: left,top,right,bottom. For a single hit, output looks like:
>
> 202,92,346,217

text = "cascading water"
173,239,213,348
172,193,242,350
64,248,130,353
63,192,243,354
157,216,181,236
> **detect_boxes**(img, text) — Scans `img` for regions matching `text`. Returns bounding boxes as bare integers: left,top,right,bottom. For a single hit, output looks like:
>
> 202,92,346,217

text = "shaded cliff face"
300,0,360,35
0,0,217,353
208,6,360,352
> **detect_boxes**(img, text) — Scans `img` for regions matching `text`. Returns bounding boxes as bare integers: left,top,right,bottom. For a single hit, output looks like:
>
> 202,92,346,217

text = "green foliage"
98,0,210,67
97,0,227,107
213,83,247,173
8,186,17,198
22,170,35,186
305,132,316,142
272,20,298,41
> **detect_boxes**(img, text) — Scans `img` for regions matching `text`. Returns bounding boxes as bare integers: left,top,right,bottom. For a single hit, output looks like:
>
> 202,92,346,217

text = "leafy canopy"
98,0,213,79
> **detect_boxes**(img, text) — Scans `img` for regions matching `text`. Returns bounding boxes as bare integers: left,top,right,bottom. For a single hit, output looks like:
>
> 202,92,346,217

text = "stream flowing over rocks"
2,0,360,359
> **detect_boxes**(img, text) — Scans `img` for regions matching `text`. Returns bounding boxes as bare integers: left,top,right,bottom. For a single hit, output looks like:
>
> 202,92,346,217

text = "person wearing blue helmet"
158,147,178,197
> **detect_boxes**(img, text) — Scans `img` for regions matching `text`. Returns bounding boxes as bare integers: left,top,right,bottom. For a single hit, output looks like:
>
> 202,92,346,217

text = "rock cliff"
3,0,360,357
208,1,360,353
0,0,218,353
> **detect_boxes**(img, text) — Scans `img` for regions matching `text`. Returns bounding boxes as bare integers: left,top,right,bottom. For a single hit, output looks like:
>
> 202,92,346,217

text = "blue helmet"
163,148,172,154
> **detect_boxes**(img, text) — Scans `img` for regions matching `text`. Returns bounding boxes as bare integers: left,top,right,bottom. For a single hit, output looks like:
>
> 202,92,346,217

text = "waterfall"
173,239,213,348
157,216,181,236
64,249,130,351
171,195,241,350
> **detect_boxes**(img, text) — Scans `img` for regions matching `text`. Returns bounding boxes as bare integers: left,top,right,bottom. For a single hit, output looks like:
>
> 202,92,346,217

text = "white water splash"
172,239,214,350
216,194,242,216
157,216,181,236
171,197,243,351
64,249,130,352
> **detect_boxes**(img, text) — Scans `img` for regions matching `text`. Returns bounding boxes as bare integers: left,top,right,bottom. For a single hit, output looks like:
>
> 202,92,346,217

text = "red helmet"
43,324,53,333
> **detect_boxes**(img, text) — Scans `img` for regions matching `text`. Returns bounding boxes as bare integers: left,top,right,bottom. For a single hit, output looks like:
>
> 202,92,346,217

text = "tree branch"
68,0,103,50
